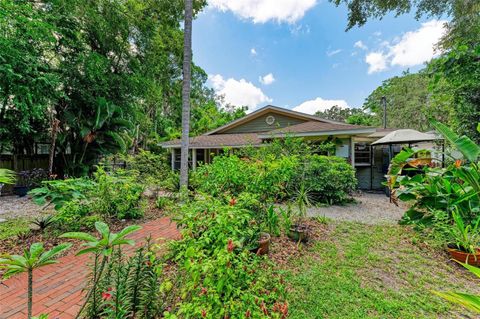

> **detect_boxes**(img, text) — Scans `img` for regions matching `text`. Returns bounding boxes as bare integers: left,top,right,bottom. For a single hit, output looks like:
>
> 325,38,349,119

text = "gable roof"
203,105,345,136
258,121,375,138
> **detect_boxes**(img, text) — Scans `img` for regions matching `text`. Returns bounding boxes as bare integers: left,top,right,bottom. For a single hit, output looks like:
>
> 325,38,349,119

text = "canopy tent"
371,129,441,145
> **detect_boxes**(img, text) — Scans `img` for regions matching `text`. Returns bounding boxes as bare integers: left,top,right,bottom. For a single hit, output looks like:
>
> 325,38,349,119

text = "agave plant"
60,222,141,318
433,262,480,313
0,243,72,319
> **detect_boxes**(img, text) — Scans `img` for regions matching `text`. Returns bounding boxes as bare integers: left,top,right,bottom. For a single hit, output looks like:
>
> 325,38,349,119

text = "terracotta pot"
447,247,480,266
288,224,309,243
250,232,271,255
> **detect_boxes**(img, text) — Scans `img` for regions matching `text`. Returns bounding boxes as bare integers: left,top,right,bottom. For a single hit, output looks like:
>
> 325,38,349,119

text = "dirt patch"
305,191,408,224
0,195,53,221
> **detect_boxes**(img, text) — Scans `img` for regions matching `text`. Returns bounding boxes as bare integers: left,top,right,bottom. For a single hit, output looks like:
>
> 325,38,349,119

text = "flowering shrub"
192,153,356,205
167,197,287,318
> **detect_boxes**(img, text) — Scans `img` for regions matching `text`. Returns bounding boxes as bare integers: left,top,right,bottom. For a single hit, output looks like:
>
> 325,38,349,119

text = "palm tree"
180,0,193,190
0,243,72,319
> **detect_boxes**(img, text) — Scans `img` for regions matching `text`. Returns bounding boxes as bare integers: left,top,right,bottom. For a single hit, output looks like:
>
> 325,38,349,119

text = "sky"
193,0,447,114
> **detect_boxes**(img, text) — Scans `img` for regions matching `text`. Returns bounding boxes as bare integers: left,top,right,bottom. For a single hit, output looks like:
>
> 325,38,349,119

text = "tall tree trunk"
48,118,60,176
180,0,193,189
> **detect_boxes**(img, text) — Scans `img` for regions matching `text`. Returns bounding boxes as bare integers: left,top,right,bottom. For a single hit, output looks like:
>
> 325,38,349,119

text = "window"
354,143,371,165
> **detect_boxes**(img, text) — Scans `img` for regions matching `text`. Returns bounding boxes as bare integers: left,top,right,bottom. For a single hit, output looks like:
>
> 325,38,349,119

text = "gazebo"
370,129,444,193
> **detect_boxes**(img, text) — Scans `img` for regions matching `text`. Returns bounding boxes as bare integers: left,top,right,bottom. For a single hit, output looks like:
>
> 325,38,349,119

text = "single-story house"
162,105,407,190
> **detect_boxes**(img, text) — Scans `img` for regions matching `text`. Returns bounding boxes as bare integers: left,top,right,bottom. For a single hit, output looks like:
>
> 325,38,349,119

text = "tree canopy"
0,0,243,175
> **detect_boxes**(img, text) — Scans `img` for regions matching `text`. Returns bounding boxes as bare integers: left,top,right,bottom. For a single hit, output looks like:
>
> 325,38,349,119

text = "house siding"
222,112,306,134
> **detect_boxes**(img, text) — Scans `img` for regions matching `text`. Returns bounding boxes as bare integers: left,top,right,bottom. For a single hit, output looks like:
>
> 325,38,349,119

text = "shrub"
167,197,286,318
91,167,145,220
29,178,95,210
191,155,257,197
122,150,179,191
52,200,101,231
293,155,357,204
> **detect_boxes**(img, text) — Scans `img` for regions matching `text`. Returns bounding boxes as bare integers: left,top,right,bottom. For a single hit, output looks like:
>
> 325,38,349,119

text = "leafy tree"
362,71,453,131
0,243,72,319
0,1,60,155
315,105,376,126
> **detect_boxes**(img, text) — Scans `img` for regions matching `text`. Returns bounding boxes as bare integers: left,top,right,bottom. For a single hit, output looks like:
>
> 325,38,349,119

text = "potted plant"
13,170,30,197
13,169,48,197
288,183,312,243
446,210,480,266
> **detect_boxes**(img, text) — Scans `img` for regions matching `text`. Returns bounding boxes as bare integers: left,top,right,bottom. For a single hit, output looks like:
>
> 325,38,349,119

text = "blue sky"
193,1,446,114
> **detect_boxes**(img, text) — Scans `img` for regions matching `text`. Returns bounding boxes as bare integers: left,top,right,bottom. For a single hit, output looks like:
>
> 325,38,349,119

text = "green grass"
0,218,31,240
283,222,480,319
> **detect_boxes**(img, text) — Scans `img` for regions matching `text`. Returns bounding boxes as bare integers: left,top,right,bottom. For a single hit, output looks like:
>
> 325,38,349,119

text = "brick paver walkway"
0,217,179,319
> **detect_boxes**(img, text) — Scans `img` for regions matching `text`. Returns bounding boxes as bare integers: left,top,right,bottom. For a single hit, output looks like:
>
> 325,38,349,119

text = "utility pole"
381,96,387,129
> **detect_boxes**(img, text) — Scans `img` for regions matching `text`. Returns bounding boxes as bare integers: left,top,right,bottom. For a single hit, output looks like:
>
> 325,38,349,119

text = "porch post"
192,148,197,170
350,138,355,166
171,148,175,170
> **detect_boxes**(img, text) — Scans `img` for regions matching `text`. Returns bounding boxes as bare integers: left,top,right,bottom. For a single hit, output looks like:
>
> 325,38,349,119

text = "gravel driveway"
0,196,46,222
305,192,407,225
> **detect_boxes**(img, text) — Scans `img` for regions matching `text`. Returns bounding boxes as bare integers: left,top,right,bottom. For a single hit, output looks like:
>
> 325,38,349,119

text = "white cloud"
259,73,275,85
373,31,382,37
326,49,342,57
209,74,272,110
364,20,446,74
354,40,368,50
250,48,257,56
365,52,388,74
209,0,318,23
390,20,446,67
293,97,350,114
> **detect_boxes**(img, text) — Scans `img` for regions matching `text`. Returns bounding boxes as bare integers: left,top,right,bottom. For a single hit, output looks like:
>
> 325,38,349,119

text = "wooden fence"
0,155,49,172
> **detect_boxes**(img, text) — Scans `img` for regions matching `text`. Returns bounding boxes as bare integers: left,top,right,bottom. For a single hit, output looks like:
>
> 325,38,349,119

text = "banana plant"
430,118,480,163
433,262,480,313
60,222,141,318
0,243,72,319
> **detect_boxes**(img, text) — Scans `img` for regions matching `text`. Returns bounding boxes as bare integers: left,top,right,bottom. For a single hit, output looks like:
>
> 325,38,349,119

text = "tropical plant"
0,243,72,319
448,210,480,254
95,242,164,318
433,261,480,313
0,168,16,184
29,178,95,210
60,222,141,318
32,215,55,232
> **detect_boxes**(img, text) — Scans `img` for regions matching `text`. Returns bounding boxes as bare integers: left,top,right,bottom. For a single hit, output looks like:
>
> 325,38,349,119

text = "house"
161,105,397,190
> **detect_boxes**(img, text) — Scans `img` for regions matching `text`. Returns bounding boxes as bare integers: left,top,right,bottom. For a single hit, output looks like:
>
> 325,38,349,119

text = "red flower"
199,287,208,296
102,288,112,301
227,239,234,253
229,198,237,206
201,309,207,318
245,309,251,318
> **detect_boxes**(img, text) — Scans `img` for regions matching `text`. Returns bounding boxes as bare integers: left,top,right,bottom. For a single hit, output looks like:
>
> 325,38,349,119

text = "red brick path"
0,217,179,319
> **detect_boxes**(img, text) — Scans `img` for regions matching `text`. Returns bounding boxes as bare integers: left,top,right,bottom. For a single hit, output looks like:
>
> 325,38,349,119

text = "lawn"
282,221,480,319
